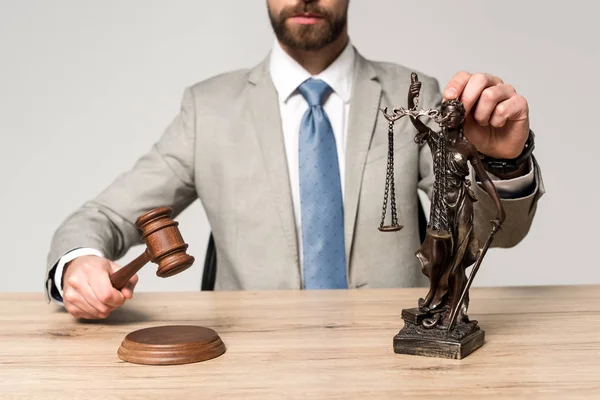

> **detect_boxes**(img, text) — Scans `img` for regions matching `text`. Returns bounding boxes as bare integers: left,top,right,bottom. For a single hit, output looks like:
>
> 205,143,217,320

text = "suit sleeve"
44,88,198,301
416,76,545,248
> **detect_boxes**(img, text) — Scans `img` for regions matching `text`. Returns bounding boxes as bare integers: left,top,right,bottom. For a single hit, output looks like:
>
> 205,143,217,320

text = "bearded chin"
269,13,347,51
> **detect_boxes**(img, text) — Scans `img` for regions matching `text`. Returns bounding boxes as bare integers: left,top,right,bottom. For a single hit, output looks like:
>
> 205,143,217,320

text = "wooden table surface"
1,286,600,399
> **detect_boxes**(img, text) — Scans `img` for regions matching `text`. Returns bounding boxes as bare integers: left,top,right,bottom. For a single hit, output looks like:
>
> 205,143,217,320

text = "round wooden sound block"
117,325,226,365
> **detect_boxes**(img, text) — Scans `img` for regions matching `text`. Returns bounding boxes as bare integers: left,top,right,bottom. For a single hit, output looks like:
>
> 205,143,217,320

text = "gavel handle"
109,250,151,290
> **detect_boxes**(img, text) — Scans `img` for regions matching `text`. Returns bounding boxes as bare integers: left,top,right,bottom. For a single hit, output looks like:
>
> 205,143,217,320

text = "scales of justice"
378,73,506,359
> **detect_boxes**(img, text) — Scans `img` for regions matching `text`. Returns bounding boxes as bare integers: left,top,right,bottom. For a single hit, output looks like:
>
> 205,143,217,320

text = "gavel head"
135,207,195,278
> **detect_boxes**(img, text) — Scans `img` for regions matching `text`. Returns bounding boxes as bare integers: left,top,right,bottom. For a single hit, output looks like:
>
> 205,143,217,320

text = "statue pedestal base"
393,308,484,359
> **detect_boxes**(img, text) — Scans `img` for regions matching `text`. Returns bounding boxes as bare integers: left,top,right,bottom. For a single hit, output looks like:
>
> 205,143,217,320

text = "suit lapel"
344,53,382,264
247,59,299,269
245,53,381,281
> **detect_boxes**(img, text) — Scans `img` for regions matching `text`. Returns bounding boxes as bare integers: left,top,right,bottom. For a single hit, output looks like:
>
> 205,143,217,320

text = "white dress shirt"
50,40,534,302
269,39,355,267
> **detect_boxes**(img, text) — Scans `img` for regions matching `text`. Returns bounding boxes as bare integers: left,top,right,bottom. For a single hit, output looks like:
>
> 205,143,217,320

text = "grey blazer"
45,48,544,300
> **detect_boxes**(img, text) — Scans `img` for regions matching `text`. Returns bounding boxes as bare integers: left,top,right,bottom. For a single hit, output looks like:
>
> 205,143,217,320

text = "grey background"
1,0,598,292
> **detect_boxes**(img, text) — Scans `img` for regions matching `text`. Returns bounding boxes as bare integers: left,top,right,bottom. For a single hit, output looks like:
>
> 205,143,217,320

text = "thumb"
107,260,137,298
122,274,139,299
411,72,418,83
107,260,124,274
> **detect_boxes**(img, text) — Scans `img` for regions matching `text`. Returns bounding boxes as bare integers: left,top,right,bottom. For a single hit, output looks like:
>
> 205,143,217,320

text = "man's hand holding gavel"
60,207,195,320
62,256,138,319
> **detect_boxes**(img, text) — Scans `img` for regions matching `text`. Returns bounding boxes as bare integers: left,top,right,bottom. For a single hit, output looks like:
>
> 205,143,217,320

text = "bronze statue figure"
380,73,506,359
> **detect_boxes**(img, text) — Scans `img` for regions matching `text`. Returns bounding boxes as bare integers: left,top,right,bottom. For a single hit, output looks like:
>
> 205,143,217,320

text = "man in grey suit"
46,0,543,319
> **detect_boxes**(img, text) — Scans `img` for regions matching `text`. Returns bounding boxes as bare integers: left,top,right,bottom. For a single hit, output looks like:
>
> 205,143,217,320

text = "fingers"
62,256,128,320
473,84,517,127
65,273,121,319
443,70,472,100
444,72,504,113
489,94,529,128
63,285,106,319
459,73,503,115
89,277,125,309
83,263,125,309
63,300,95,320
444,70,530,159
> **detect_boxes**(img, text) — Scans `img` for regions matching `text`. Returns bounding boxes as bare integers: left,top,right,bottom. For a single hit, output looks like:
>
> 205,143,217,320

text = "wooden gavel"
109,207,195,289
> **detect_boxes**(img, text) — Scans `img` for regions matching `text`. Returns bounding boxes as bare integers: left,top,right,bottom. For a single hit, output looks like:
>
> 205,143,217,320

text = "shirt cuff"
52,248,105,301
480,158,536,199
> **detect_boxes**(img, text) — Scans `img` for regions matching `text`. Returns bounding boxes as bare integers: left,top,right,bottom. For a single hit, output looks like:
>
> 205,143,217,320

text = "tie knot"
297,78,332,107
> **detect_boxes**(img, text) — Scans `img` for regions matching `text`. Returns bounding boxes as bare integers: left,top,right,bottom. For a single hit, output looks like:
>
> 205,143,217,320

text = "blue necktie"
298,78,348,289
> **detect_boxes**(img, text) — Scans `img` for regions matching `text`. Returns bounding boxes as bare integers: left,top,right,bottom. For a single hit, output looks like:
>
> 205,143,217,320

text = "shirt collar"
269,39,355,104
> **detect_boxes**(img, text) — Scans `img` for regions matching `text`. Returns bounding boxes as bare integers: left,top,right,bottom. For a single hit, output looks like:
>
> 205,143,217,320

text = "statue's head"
440,99,466,129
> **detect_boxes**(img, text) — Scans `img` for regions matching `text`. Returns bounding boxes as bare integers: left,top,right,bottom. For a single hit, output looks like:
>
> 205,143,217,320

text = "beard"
268,2,347,51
